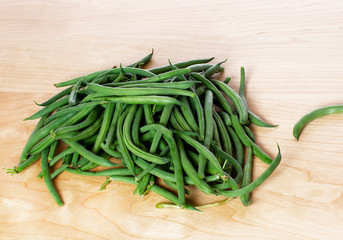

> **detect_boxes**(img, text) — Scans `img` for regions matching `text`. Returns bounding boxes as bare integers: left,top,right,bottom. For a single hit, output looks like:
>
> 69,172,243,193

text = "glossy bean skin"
105,103,124,148
180,96,199,133
204,59,227,78
213,111,232,156
293,105,343,140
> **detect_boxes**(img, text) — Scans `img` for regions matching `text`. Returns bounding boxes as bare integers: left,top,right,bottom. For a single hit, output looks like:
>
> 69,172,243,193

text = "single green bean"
96,96,181,106
226,126,244,166
148,57,214,74
204,59,227,78
248,111,278,128
180,96,199,133
240,147,253,206
66,167,140,177
37,87,73,106
25,96,69,121
105,81,200,89
126,49,154,68
198,90,214,179
213,111,232,156
243,125,255,143
40,148,64,206
105,103,123,148
293,105,343,140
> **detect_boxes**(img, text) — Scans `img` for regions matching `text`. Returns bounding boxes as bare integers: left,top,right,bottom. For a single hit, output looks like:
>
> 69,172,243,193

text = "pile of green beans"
8,50,282,210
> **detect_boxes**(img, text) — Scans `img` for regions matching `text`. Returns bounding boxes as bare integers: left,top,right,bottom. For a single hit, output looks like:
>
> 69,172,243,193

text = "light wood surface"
1,0,343,239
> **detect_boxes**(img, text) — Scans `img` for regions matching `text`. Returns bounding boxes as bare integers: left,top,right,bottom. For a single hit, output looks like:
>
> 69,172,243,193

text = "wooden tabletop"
1,0,343,239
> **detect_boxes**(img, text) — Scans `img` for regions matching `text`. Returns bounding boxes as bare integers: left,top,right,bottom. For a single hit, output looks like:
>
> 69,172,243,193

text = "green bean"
140,124,185,207
117,108,136,176
149,105,173,153
48,141,58,161
69,78,83,106
188,63,224,74
25,96,69,121
109,176,199,211
62,139,118,167
219,111,232,127
178,132,227,180
213,111,232,156
105,81,200,89
293,105,343,140
226,126,244,166
212,119,222,149
40,148,64,206
66,167,140,177
143,104,154,124
204,59,227,78
176,136,215,195
148,57,214,74
67,112,104,142
241,147,253,206
198,90,214,179
44,101,100,125
231,114,272,164
211,141,243,184
243,125,255,143
54,108,100,136
93,102,116,154
135,163,156,181
212,80,249,125
55,69,109,88
96,96,181,106
224,77,231,84
85,83,195,99
6,153,41,174
134,174,152,196
189,89,205,140
71,152,80,167
190,73,233,115
100,143,122,159
248,111,278,128
126,49,154,68
105,103,123,148
37,87,73,107
173,108,193,132
19,114,49,164
131,105,144,146
180,96,199,133
123,106,168,165
50,164,69,180
217,145,281,197
20,113,73,161
239,66,247,103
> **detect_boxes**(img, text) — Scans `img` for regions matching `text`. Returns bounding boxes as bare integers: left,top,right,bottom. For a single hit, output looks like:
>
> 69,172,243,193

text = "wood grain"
1,0,343,239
